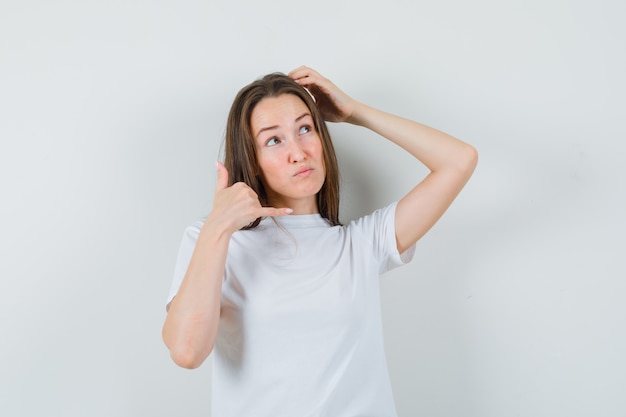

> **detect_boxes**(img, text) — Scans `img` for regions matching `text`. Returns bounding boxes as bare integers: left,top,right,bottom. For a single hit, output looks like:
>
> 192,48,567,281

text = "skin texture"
162,66,478,369
251,94,326,214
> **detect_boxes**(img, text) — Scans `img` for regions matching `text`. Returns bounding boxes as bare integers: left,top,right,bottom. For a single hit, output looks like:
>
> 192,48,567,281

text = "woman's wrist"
201,213,235,243
343,100,364,126
345,101,379,128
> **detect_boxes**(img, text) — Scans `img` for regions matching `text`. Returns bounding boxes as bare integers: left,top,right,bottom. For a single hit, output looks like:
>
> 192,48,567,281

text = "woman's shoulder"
345,201,398,230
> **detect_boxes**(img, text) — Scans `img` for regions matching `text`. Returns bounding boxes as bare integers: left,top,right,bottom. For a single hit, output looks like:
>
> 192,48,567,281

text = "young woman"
163,66,477,416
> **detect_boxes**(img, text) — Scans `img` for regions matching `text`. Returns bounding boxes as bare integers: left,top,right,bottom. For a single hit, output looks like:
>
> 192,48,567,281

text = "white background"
1,0,624,416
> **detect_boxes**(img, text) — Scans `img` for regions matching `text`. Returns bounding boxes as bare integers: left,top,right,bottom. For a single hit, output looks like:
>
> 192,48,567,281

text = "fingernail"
285,208,293,214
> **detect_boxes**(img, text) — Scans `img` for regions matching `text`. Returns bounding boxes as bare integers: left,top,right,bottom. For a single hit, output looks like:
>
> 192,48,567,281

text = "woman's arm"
162,162,292,369
289,66,478,253
348,104,477,253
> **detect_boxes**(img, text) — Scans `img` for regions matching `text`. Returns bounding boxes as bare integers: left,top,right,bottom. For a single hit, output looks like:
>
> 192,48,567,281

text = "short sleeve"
166,219,204,307
349,202,416,275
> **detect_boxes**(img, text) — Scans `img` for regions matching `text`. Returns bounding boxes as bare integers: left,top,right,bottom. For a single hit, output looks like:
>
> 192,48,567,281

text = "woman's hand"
288,66,358,123
210,162,292,234
289,68,478,254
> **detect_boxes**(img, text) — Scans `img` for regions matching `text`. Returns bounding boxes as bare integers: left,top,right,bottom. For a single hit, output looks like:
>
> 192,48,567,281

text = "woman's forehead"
251,94,311,134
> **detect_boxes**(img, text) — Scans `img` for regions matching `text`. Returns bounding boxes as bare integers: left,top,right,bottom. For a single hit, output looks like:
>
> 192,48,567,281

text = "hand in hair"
213,161,292,233
288,66,357,124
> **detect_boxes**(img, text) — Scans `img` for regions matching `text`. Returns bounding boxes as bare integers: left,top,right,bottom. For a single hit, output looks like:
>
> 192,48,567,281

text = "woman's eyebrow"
255,113,311,139
295,112,310,122
256,124,279,139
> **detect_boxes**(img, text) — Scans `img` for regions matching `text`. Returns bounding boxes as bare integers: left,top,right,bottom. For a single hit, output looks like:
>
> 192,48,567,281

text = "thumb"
216,161,229,191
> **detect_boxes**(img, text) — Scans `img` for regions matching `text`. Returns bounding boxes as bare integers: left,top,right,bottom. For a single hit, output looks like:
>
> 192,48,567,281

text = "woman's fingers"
289,66,331,94
213,178,292,231
228,195,292,230
257,206,293,217
215,161,229,191
288,65,356,123
287,65,319,83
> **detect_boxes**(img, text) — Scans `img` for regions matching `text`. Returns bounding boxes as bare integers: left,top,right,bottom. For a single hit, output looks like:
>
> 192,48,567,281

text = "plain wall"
1,0,624,416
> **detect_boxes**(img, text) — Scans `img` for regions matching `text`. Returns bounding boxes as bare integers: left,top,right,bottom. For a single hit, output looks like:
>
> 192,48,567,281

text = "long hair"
224,73,341,229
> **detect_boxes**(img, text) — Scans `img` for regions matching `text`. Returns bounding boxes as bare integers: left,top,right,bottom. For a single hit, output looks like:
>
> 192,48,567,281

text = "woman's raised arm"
162,162,291,368
289,66,478,253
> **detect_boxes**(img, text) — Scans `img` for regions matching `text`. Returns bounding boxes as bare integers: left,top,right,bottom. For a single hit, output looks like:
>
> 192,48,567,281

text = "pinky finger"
260,207,293,217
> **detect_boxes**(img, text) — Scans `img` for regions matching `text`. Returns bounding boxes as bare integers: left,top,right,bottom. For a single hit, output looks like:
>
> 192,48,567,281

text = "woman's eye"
266,137,280,146
299,125,311,134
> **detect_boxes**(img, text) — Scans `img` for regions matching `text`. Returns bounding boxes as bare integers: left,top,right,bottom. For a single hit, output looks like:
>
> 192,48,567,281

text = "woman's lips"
293,167,313,177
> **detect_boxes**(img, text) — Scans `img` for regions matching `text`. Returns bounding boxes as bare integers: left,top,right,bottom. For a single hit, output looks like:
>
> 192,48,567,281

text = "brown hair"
224,73,341,229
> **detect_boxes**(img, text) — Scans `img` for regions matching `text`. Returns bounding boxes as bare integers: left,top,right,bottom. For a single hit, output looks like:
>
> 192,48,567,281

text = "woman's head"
224,73,340,228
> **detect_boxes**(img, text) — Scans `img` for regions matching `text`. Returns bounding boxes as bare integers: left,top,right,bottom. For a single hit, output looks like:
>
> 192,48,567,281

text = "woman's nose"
288,140,306,163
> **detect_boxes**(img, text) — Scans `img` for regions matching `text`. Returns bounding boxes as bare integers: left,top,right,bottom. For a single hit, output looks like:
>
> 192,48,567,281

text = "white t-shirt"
167,202,415,417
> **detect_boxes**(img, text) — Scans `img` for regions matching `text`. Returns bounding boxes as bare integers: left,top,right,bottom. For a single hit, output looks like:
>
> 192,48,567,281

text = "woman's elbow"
166,339,213,369
459,143,478,176
162,324,214,369
171,350,199,369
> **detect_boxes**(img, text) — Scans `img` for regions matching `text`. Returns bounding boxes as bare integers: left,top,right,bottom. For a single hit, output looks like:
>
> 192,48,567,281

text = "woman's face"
250,94,326,213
